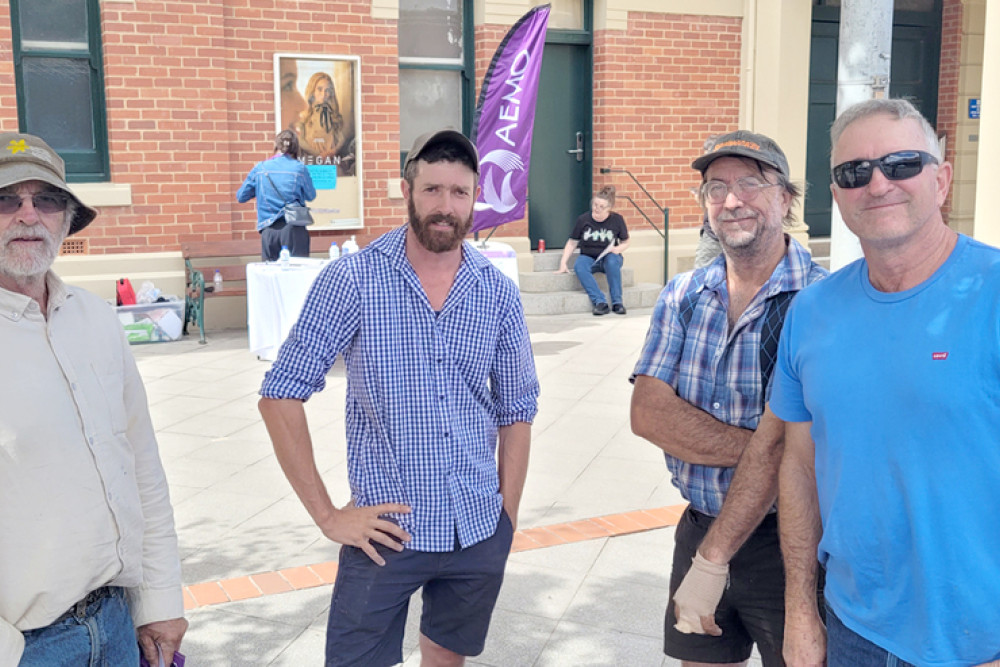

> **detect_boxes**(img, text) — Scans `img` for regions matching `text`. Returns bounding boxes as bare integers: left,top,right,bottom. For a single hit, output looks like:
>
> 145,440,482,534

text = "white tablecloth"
247,258,328,361
472,240,519,286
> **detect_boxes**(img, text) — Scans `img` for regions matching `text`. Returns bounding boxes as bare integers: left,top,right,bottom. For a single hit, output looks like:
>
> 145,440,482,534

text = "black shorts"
324,511,514,667
665,507,785,665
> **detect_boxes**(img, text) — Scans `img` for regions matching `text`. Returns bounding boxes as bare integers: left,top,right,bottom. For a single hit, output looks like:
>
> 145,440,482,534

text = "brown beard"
407,198,473,253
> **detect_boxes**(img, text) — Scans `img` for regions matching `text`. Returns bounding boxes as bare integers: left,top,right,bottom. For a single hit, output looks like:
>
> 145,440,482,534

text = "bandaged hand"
672,551,728,636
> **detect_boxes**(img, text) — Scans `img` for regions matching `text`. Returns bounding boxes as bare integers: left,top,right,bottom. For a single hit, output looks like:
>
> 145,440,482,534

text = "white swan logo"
475,149,525,213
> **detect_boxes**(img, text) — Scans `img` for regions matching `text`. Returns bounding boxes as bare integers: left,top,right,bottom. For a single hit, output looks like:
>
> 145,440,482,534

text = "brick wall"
594,14,742,233
937,0,962,223
1,1,404,255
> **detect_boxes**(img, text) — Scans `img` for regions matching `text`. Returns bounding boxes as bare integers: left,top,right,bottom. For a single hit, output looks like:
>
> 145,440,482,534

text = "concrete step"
519,267,636,293
808,236,831,270
809,237,831,257
521,282,662,316
531,249,566,272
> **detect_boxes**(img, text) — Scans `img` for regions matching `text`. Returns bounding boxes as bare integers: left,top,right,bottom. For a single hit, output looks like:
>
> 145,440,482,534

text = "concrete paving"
133,309,763,666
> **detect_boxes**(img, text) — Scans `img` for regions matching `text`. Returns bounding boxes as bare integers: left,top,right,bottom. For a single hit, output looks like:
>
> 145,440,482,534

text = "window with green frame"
9,0,110,182
398,0,474,172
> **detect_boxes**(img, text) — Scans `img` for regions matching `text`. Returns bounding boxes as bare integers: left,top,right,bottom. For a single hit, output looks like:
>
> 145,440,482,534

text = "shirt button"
713,402,721,410
444,433,450,438
71,383,78,391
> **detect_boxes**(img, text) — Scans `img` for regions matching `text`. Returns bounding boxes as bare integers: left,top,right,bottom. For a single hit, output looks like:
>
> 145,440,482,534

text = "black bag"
282,203,314,226
265,172,314,226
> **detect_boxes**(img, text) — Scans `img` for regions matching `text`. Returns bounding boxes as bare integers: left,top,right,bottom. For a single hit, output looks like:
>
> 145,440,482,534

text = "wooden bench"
182,237,335,343
181,239,261,344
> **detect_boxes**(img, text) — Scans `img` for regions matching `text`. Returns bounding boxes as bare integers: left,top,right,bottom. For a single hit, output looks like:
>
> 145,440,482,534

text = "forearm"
614,238,631,253
699,407,784,563
779,421,823,618
259,397,337,526
630,375,752,466
558,240,578,268
498,422,531,525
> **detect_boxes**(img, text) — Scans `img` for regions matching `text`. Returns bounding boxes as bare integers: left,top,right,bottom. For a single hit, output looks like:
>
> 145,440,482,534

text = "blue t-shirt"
770,233,1000,666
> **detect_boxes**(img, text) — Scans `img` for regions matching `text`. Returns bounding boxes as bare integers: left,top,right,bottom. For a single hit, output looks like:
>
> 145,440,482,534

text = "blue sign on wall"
969,98,980,120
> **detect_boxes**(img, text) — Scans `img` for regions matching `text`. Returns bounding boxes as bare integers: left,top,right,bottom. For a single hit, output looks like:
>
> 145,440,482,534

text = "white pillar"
829,0,894,270
973,0,1000,246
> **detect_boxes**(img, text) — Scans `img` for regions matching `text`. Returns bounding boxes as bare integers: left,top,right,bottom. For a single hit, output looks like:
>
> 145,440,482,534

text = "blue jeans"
574,253,623,306
20,587,139,667
826,604,916,667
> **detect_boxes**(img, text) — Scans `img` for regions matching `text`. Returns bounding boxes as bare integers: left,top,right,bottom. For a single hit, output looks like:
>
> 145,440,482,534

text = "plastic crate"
116,301,184,344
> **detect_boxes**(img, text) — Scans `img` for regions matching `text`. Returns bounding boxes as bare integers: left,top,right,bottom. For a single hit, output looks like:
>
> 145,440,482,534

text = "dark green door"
805,3,942,237
529,39,591,250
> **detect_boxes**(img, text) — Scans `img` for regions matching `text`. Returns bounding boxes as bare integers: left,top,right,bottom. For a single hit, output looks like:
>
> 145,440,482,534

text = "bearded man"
630,131,826,667
259,129,538,667
0,133,186,666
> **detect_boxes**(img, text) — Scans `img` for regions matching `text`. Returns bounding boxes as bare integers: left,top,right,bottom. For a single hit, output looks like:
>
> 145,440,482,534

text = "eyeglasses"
701,178,781,205
0,192,70,215
831,150,938,189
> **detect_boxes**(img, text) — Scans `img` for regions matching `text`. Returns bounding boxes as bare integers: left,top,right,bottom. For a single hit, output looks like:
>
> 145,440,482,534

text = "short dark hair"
403,141,478,186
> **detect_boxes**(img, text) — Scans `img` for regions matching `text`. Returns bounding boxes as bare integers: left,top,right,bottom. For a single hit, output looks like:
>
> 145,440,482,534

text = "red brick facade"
594,14,741,231
937,0,963,222
0,4,961,253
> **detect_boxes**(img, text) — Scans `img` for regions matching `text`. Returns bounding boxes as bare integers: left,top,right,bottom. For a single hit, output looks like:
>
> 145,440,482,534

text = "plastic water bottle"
279,245,290,269
329,242,340,260
342,235,359,255
213,270,223,291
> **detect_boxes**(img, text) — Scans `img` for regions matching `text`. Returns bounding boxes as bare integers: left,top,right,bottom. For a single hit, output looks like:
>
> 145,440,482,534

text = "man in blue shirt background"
259,129,538,667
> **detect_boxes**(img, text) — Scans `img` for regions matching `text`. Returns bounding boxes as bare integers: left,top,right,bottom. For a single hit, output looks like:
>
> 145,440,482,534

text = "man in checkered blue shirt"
259,129,538,667
630,131,826,666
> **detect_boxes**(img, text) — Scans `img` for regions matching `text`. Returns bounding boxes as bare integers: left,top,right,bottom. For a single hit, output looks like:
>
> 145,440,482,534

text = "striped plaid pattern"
261,226,539,551
632,237,826,515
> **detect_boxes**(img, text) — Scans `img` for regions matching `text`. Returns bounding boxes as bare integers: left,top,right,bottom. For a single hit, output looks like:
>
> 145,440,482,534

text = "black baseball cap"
691,130,790,179
404,129,479,175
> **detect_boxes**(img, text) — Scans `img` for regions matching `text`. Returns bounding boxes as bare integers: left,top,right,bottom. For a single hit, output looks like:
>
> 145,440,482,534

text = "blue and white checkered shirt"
260,225,539,551
632,236,826,516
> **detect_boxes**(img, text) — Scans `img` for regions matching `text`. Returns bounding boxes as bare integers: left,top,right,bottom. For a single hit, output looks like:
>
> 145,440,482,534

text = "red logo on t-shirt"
932,352,948,360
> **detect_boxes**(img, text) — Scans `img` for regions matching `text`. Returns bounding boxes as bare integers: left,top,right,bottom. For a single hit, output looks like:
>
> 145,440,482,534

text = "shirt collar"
701,234,817,299
0,270,70,320
371,224,491,281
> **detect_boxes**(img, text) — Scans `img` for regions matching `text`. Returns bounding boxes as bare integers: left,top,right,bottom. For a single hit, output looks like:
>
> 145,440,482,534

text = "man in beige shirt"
0,133,186,666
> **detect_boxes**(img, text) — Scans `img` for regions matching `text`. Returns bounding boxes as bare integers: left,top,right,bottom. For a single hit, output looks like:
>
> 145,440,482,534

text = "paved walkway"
133,309,761,666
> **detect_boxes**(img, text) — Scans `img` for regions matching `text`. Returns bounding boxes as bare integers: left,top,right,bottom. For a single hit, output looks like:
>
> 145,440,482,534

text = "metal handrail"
600,167,670,284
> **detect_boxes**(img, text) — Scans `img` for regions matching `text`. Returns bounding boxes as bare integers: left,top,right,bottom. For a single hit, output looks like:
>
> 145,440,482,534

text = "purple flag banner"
471,4,550,233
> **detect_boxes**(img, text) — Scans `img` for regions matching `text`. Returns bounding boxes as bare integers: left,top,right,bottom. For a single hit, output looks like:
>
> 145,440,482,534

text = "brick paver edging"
182,504,688,611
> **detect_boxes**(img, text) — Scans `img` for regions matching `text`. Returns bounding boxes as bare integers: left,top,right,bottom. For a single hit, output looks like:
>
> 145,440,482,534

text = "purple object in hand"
139,649,185,667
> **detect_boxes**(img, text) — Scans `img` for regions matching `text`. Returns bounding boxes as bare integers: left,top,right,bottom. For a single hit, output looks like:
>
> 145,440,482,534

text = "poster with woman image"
275,54,362,229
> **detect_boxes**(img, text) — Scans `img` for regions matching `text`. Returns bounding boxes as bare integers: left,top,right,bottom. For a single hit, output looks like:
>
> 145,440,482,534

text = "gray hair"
830,98,941,164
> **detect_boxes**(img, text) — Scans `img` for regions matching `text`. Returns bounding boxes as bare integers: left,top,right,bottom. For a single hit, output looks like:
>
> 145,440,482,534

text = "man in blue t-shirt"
671,99,1000,667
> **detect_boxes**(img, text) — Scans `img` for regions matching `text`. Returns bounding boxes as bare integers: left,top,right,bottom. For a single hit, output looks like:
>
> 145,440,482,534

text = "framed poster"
275,53,362,229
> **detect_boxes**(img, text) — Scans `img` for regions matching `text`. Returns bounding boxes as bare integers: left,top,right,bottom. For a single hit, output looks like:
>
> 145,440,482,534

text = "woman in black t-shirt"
556,185,631,315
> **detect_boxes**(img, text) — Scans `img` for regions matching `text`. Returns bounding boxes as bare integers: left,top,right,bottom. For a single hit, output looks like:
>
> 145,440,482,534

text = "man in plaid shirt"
630,131,825,666
259,129,538,667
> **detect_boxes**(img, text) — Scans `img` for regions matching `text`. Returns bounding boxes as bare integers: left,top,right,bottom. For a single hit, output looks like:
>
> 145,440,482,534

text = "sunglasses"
0,192,70,215
832,150,938,189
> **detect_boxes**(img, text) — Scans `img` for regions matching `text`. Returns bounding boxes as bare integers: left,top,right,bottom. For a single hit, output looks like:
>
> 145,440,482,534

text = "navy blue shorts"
324,511,514,667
